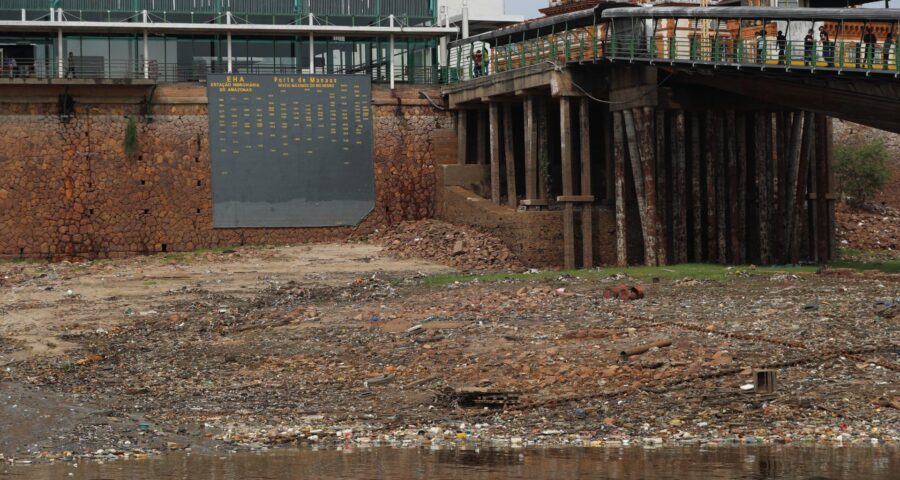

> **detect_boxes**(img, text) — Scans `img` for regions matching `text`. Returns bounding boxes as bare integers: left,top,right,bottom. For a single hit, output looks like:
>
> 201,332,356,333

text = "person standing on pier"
819,26,833,67
863,27,878,69
776,31,787,64
804,29,815,66
884,32,895,70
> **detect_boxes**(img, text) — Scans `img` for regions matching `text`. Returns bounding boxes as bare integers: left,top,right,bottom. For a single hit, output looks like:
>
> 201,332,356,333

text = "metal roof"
0,20,457,38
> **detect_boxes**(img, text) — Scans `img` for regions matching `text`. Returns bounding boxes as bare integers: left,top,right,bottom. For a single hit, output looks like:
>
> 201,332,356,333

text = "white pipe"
21,9,25,22
438,6,447,69
309,13,315,74
226,11,233,73
462,1,469,39
57,29,63,78
389,15,395,89
142,10,149,79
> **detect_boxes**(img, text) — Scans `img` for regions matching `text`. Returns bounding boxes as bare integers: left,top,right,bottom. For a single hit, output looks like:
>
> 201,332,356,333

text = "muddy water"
3,446,898,479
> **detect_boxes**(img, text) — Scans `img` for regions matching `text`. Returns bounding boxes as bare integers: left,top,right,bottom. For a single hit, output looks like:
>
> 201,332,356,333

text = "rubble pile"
836,203,900,253
376,220,524,271
0,246,897,464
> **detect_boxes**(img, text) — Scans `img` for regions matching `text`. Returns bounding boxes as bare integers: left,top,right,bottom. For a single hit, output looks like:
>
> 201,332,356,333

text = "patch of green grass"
831,258,900,274
423,264,820,286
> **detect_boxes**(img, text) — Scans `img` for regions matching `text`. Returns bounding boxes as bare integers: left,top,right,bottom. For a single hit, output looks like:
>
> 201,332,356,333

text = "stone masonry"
0,84,450,259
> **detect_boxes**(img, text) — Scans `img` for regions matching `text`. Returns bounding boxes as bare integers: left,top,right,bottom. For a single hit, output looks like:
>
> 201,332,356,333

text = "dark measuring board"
208,74,375,228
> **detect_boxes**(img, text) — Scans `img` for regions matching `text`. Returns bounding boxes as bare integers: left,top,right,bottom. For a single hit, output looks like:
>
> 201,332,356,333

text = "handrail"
445,7,900,85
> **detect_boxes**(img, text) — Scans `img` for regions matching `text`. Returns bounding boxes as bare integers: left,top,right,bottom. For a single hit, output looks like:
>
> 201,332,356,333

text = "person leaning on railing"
804,29,815,66
885,32,895,70
819,26,834,68
863,27,877,69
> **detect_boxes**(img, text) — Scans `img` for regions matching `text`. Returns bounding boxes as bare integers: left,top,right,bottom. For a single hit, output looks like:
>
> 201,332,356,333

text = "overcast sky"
505,0,546,19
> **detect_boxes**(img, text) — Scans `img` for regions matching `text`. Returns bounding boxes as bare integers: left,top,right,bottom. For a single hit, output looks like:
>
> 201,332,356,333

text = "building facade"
0,0,453,83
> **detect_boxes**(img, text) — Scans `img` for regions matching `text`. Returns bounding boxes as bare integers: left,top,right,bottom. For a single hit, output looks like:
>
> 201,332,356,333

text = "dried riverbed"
0,244,898,465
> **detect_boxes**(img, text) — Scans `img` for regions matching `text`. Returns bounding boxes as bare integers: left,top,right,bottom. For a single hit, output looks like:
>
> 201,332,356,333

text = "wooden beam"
489,103,501,204
524,96,538,201
558,195,595,203
613,111,628,267
580,98,594,268
456,111,468,165
560,97,576,270
504,104,518,208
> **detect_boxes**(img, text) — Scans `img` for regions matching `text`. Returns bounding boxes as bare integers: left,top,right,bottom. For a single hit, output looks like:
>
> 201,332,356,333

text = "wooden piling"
613,111,628,266
503,105,518,208
560,97,576,270
705,112,718,263
736,113,747,265
783,111,805,263
489,102,501,204
715,112,727,264
791,112,815,263
654,108,668,265
524,97,538,201
580,98,594,268
690,113,703,262
624,108,657,267
755,112,770,264
672,110,688,264
456,111,468,165
604,107,615,204
725,111,739,264
815,114,835,263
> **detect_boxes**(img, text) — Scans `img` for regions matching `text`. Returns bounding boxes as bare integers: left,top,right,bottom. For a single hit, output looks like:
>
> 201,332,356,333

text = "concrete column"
456,111,468,165
503,105,517,208
489,103,501,204
21,9,25,21
476,110,487,165
524,97,537,201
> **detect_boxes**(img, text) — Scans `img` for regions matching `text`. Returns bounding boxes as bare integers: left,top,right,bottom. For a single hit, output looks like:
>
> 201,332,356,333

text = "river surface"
2,446,897,479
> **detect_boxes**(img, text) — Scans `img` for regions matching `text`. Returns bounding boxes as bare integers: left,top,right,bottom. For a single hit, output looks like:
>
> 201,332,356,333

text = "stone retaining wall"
0,84,450,259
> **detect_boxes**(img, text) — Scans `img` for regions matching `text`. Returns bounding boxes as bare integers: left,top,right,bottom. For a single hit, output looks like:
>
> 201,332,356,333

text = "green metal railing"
448,16,900,84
